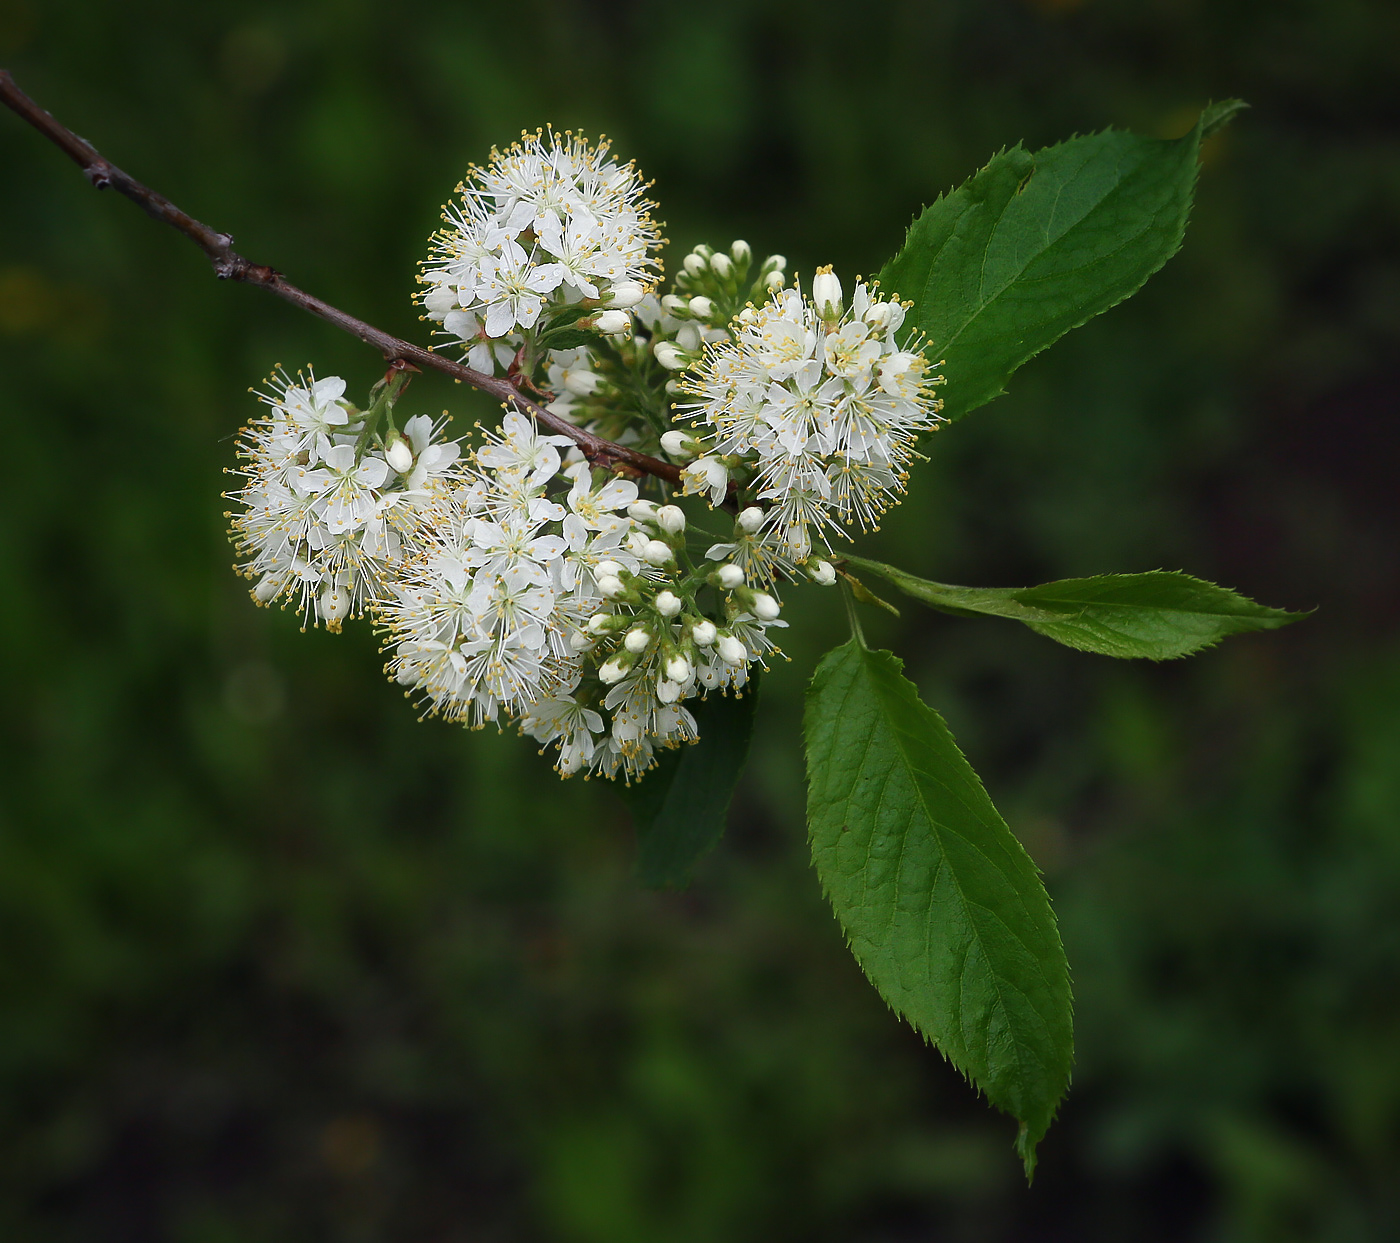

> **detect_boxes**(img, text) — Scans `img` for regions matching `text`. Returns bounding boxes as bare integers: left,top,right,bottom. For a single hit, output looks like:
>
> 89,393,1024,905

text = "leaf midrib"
938,145,1161,360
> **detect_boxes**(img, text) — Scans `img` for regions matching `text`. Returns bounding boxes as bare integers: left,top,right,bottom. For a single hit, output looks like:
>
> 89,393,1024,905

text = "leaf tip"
1199,98,1249,141
1016,1122,1040,1184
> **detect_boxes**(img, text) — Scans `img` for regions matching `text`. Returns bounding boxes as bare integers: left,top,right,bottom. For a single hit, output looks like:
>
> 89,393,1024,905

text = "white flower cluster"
227,143,942,788
378,412,783,781
226,371,461,630
676,271,942,575
421,129,663,374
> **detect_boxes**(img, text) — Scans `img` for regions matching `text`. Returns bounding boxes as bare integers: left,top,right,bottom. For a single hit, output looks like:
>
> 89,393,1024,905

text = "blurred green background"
2,0,1398,1239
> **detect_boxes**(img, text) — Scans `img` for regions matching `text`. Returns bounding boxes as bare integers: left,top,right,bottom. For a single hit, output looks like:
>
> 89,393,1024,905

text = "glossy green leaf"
843,556,1303,660
624,682,760,889
804,639,1071,1177
878,101,1246,420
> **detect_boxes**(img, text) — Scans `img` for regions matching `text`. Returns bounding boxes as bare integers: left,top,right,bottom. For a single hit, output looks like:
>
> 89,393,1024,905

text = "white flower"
715,563,745,589
680,455,729,506
809,559,837,586
655,590,682,617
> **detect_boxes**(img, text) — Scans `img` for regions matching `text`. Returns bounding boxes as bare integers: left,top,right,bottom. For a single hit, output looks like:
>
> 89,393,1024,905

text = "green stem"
840,577,867,648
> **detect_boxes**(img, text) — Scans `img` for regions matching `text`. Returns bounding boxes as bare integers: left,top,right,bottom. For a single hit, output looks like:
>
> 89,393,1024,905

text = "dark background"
1,1,1398,1239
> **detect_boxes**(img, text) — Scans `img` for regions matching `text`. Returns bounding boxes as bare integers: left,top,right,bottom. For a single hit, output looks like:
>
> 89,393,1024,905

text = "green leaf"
623,682,760,889
877,101,1245,421
538,326,597,351
842,557,1304,660
805,639,1071,1178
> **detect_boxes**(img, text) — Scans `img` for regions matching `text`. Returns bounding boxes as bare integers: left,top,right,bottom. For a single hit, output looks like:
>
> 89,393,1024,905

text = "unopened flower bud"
737,307,758,325
691,620,718,646
715,563,745,589
751,592,781,621
587,612,616,634
627,500,660,522
624,627,651,654
661,294,687,314
810,559,837,587
709,252,732,279
688,295,714,319
607,279,646,308
660,430,698,459
863,300,894,329
665,654,692,683
730,239,751,264
385,434,414,475
736,506,764,533
423,283,458,318
595,560,624,579
656,679,683,704
656,505,686,535
562,368,601,397
643,539,674,566
595,309,631,335
569,631,591,651
812,267,843,318
762,254,787,274
653,341,687,371
597,574,626,599
319,584,350,625
764,270,785,290
717,634,747,665
683,253,707,277
599,655,629,684
655,590,682,617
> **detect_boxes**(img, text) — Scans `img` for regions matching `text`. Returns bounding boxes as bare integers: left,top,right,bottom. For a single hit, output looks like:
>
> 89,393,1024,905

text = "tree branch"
0,68,684,485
